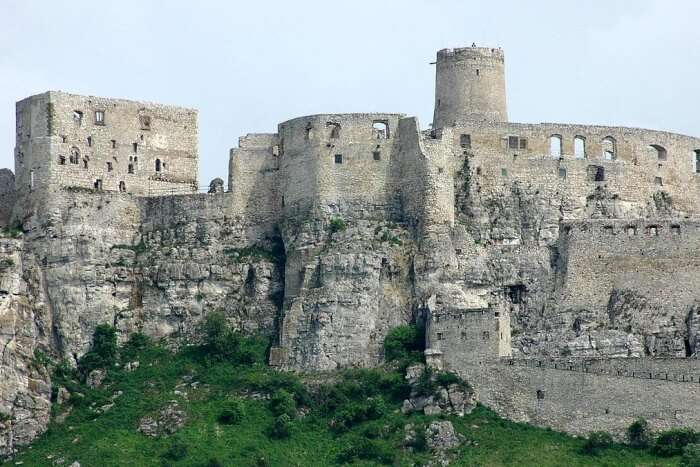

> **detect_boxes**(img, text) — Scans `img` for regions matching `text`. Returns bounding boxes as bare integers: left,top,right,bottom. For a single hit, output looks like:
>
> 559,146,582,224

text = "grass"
7,328,683,467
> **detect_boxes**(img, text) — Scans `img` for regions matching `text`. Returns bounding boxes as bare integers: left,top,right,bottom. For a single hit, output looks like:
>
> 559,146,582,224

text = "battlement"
436,46,505,62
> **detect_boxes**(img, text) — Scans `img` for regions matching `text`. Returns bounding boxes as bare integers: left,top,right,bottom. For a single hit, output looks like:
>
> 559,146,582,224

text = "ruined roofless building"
1,45,700,454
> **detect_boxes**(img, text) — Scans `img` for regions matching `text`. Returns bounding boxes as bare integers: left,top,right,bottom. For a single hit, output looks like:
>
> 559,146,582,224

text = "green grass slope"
6,320,690,467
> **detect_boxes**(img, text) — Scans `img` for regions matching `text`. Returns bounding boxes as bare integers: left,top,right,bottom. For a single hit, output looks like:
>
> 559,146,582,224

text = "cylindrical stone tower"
432,46,508,128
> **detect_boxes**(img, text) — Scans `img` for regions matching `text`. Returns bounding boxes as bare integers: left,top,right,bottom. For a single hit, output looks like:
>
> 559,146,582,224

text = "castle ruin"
1,45,699,454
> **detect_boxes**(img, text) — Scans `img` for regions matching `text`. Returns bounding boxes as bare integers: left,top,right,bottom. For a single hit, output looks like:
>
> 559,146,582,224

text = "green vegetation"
654,429,700,457
0,258,14,268
112,241,148,255
0,222,23,238
383,324,425,367
329,217,347,233
628,417,652,449
7,319,685,466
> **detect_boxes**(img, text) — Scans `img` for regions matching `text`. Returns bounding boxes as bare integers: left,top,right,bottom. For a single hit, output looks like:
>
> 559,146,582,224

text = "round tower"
432,46,508,128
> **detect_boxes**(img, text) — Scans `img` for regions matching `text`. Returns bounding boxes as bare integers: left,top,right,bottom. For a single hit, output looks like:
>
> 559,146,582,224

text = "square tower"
14,91,198,200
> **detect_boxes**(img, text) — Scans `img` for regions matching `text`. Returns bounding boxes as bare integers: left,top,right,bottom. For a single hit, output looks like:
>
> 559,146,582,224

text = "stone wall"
0,170,15,229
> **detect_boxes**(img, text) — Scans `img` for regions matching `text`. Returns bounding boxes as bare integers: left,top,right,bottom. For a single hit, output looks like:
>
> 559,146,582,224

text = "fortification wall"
451,121,700,218
16,92,198,198
0,170,15,229
456,359,700,438
277,113,403,219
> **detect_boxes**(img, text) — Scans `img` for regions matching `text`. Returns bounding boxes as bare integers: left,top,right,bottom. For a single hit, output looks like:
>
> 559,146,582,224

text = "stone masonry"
1,45,700,454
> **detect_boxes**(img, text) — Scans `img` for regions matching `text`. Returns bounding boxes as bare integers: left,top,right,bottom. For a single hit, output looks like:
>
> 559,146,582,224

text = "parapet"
436,46,505,62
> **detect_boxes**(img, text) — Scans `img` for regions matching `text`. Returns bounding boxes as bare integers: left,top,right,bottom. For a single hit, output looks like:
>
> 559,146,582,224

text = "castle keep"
1,45,699,454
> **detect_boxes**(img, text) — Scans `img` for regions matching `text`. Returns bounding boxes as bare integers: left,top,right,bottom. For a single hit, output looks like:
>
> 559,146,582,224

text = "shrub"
162,439,188,461
217,400,245,425
582,431,613,455
120,332,152,362
269,389,296,418
407,429,428,453
654,428,700,457
414,367,437,397
627,417,651,449
200,312,240,360
383,324,425,364
78,324,118,375
269,414,292,439
332,397,387,433
204,458,224,467
681,443,700,467
329,217,346,233
336,437,393,465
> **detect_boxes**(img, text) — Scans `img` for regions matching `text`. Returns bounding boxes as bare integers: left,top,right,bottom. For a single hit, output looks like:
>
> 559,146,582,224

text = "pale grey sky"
1,0,699,185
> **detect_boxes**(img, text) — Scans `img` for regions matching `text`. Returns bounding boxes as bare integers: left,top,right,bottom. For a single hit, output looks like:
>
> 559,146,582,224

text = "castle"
1,45,699,455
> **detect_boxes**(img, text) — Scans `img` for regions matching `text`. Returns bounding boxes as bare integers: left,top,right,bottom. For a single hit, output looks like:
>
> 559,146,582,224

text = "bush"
332,397,387,433
120,332,152,362
162,439,188,461
204,458,224,467
654,428,700,457
217,400,245,425
78,324,118,375
627,417,651,448
200,312,240,360
336,437,393,465
329,217,346,233
269,414,292,439
269,389,296,418
681,443,700,467
383,325,425,365
582,431,613,455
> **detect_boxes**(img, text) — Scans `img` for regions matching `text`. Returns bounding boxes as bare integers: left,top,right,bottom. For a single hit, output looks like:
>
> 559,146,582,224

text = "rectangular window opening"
334,154,343,164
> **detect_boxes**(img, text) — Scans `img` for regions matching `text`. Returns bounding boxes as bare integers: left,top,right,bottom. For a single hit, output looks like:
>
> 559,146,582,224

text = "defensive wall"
0,170,15,229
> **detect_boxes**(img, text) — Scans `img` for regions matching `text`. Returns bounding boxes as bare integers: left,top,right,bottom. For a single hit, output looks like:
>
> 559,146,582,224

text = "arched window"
155,159,162,172
128,164,134,174
650,144,667,161
602,136,616,161
58,155,66,165
69,147,80,164
328,122,341,139
372,120,389,139
574,136,586,159
550,135,562,158
118,181,126,192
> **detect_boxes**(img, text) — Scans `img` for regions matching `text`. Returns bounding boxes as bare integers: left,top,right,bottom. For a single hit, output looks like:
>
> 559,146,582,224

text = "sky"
1,0,699,186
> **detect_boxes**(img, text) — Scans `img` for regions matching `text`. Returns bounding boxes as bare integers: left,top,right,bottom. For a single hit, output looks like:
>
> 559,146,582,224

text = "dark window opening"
482,331,490,340
107,162,113,172
558,168,567,179
672,225,681,235
519,138,528,150
118,181,126,192
95,110,105,125
501,168,507,177
61,135,67,143
476,167,482,175
695,150,700,173
155,159,162,172
70,147,80,164
460,331,467,340
83,159,88,169
650,144,667,161
588,165,605,182
436,332,443,341
58,155,66,165
132,143,138,154
476,69,480,76
111,139,117,149
372,120,389,139
87,136,92,147
508,136,519,149
506,284,526,304
94,179,102,190
537,390,545,400
460,134,471,149
334,154,343,164
604,225,613,234
305,122,313,140
373,151,381,161
128,164,134,174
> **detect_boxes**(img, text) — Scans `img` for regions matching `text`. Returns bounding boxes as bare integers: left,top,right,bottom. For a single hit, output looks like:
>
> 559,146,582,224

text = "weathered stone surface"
138,402,187,437
425,421,461,451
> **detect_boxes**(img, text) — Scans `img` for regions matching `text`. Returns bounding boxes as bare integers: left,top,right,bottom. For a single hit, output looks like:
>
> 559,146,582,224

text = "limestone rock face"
138,402,187,437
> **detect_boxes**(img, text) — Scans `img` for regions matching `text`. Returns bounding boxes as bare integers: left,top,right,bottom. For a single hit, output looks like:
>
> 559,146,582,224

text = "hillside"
5,319,692,467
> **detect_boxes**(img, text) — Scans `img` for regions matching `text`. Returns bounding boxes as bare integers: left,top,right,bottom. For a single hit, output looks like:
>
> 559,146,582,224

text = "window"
139,115,151,130
57,155,65,165
558,168,567,179
602,136,616,160
482,331,490,340
672,225,681,235
650,144,667,161
61,135,67,143
648,225,659,236
460,134,471,149
95,110,105,125
372,120,389,139
589,165,605,182
536,390,545,400
334,154,343,164
508,136,519,149
550,135,562,158
626,226,636,236
574,136,586,158
118,181,126,192
501,168,507,177
655,176,663,186
94,179,102,190
133,143,138,154
372,150,381,161
29,170,34,190
111,139,116,149
304,122,313,140
519,138,528,149
436,332,443,341
328,122,341,139
107,162,113,172
87,136,92,147
73,110,83,125
460,331,467,340
69,147,80,164
83,159,88,169
695,150,700,174
155,159,162,172
128,164,134,174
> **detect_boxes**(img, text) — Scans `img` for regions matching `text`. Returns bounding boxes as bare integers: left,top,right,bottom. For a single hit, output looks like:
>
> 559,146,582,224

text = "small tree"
383,325,424,364
582,431,613,455
654,429,700,457
681,443,700,467
269,389,296,418
627,417,651,448
217,400,245,425
199,312,241,361
78,324,118,375
269,414,292,439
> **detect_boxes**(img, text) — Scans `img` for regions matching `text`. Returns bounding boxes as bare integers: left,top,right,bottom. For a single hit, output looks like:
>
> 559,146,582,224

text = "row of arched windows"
57,147,165,173
548,135,688,164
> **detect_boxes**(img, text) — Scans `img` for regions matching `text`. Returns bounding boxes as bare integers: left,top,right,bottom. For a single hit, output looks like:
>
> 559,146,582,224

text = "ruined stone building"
1,45,699,455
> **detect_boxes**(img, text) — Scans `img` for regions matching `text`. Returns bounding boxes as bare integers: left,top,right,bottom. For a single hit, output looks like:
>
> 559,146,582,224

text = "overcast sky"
1,0,699,186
